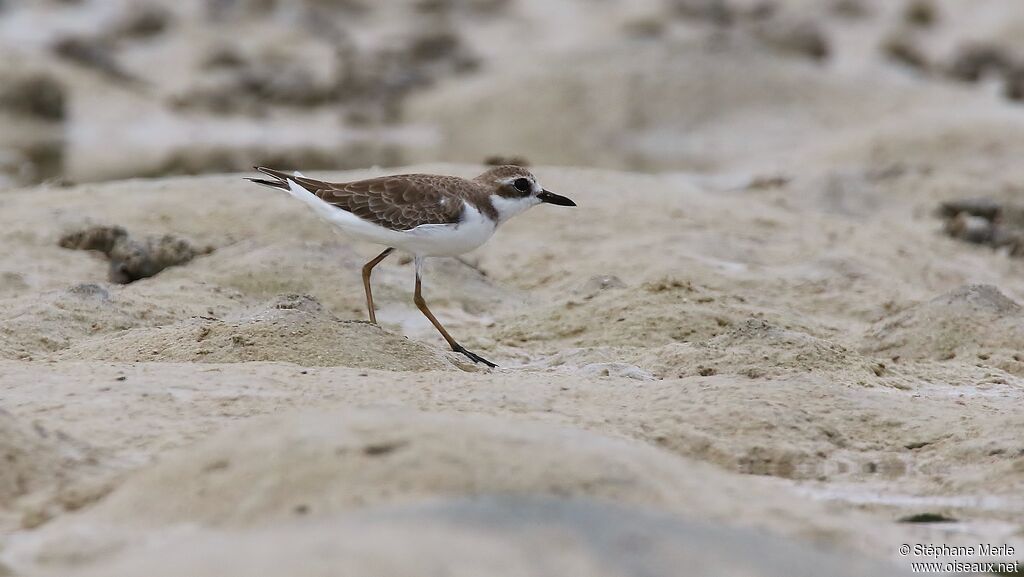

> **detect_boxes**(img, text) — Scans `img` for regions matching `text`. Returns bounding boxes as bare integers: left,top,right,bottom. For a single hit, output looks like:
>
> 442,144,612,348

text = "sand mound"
493,279,815,350
0,410,92,511
0,281,243,360
636,319,887,382
15,408,921,571
71,409,701,528
527,318,894,385
187,240,521,319
61,294,454,370
69,497,904,577
862,284,1024,373
179,241,370,314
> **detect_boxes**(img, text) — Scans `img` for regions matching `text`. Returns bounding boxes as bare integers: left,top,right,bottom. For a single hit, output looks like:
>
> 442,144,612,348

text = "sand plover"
247,165,576,367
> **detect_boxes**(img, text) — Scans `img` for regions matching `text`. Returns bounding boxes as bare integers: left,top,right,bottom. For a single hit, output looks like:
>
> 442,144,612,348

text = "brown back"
294,174,485,231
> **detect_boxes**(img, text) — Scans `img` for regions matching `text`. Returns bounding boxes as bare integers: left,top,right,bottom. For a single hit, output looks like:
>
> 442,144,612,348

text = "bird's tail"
247,166,346,224
245,166,305,191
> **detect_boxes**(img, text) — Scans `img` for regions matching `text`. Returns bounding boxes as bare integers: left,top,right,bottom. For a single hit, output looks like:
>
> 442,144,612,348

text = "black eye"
513,178,531,193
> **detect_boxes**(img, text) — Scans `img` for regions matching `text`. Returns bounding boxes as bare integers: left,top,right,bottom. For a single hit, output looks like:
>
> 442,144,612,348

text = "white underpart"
285,179,496,257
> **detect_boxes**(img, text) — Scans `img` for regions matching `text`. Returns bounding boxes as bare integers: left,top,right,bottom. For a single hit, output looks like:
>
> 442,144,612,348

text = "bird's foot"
452,344,498,368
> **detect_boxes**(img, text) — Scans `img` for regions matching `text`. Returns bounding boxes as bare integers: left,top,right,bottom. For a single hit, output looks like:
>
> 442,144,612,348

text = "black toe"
453,345,498,368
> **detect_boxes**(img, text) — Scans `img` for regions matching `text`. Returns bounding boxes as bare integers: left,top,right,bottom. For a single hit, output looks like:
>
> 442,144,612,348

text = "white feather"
490,194,541,223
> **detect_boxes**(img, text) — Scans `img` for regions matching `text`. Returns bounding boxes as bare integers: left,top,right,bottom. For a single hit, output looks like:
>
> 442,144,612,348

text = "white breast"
403,202,497,257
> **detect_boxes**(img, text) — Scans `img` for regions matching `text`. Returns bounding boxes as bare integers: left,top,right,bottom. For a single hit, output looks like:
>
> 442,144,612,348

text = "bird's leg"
413,257,497,368
362,247,394,324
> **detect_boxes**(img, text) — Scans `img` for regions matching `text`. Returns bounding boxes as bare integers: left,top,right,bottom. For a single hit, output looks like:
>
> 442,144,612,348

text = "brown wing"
253,167,471,231
303,174,469,231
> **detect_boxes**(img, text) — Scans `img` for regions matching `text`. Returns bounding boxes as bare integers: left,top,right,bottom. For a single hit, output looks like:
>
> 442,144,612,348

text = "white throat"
490,194,541,224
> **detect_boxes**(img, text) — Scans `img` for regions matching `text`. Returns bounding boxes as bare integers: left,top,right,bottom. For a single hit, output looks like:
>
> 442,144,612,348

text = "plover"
247,165,576,367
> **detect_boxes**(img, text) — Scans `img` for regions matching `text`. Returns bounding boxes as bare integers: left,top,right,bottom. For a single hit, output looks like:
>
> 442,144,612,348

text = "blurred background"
3,0,1024,189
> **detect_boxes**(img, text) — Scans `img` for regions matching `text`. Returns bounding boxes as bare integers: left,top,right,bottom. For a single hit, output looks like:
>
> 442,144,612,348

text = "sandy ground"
0,156,1022,574
2,0,1024,575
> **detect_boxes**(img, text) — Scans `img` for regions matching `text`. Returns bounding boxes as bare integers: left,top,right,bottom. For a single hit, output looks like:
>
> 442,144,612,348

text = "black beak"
537,190,576,207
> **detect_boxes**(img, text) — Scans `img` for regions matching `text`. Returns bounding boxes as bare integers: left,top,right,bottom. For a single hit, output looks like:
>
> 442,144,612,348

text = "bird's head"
474,165,576,223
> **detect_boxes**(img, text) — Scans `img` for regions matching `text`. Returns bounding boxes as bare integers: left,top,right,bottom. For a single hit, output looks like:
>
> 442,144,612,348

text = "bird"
246,165,577,367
